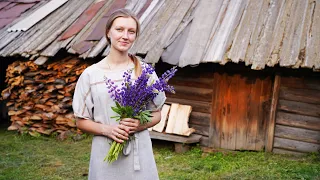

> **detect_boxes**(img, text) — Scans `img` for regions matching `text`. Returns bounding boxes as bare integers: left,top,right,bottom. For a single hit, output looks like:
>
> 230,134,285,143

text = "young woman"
72,9,165,180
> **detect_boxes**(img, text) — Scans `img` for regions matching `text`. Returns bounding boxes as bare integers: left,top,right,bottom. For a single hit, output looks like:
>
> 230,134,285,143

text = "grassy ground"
0,127,319,180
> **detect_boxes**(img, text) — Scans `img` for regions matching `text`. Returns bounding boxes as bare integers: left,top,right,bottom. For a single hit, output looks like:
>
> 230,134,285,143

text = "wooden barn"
0,0,319,154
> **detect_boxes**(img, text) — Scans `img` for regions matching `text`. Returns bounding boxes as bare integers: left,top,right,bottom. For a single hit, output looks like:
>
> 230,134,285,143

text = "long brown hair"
105,9,142,77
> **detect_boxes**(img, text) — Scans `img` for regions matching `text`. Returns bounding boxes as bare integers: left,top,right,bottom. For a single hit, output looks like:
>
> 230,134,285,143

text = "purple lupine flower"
105,64,177,116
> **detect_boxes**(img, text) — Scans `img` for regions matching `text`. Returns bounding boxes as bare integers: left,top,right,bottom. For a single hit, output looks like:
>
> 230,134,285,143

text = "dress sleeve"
148,70,167,111
72,69,94,120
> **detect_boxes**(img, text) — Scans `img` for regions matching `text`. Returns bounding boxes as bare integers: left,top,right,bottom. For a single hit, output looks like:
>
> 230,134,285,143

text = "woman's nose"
122,31,129,39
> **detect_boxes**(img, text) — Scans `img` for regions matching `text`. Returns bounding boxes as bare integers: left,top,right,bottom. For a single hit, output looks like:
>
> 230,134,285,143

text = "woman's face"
108,17,137,52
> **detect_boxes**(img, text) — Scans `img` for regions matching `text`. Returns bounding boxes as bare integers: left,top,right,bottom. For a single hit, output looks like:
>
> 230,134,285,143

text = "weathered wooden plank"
0,1,48,54
3,0,74,56
164,0,198,48
273,148,306,155
279,87,320,105
228,0,264,63
152,104,170,133
179,0,223,66
149,131,201,144
256,77,272,150
166,97,211,114
7,0,68,32
273,137,320,153
229,74,243,150
267,0,293,66
0,0,46,42
304,0,320,69
132,0,180,55
280,76,320,90
71,41,94,55
242,0,269,66
144,0,193,63
251,0,284,69
266,75,281,152
166,85,213,102
210,72,223,148
297,0,313,69
278,99,320,118
234,74,250,150
189,124,209,136
216,73,239,150
169,76,213,89
136,0,152,18
122,0,143,15
219,74,231,149
35,0,94,54
278,0,308,67
87,37,108,58
59,1,105,41
84,0,126,41
276,111,320,131
203,0,247,64
247,76,263,150
67,0,114,53
130,0,171,54
10,0,85,55
275,124,320,144
138,0,163,32
189,112,210,126
0,32,21,53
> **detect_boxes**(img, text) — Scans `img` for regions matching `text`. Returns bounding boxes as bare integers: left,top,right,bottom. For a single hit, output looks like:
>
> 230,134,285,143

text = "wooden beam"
278,100,320,117
266,75,281,152
275,124,320,144
276,111,320,131
149,131,201,144
273,137,320,153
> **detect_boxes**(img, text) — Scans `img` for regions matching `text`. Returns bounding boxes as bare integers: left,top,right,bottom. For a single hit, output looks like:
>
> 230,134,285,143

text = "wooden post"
266,75,281,152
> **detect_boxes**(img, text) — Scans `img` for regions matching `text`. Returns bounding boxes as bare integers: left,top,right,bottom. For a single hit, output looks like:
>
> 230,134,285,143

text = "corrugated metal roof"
0,0,319,71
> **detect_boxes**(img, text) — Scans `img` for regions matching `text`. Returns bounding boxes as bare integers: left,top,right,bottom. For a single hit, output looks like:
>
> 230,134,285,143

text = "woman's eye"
129,31,135,34
116,28,123,32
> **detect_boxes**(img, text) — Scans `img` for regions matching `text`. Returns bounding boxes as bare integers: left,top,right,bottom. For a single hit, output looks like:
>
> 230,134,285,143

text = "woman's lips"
120,41,129,46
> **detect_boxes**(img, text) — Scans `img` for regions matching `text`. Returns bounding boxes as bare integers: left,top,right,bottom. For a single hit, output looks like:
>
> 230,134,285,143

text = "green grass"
0,127,319,180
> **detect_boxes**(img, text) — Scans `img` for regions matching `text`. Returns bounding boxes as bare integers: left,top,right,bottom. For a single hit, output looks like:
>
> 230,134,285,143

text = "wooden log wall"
164,67,214,147
1,57,89,137
273,76,320,155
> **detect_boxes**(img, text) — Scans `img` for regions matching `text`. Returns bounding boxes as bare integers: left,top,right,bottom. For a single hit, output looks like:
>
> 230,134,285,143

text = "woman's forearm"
76,118,130,143
76,119,109,136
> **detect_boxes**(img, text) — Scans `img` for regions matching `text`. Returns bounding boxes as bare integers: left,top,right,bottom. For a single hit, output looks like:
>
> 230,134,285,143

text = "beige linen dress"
72,61,166,180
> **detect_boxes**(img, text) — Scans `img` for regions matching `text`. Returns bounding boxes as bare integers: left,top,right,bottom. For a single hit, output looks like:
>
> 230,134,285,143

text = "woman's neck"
108,49,129,65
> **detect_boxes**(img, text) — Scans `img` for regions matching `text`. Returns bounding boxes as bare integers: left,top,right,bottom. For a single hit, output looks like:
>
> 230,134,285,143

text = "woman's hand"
102,124,130,143
120,118,141,134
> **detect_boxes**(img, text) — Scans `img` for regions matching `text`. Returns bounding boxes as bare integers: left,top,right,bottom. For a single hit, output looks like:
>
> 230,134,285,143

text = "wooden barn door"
210,72,272,150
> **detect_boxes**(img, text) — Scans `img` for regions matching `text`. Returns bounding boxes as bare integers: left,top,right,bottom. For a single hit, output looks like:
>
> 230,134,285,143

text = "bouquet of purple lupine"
103,63,177,163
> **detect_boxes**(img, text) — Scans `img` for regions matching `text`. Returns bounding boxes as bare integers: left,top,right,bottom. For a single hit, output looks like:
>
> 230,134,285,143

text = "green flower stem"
104,140,127,163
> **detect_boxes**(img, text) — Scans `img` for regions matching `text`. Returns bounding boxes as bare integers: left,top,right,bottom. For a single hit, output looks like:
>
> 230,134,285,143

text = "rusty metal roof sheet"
59,1,106,41
0,1,36,29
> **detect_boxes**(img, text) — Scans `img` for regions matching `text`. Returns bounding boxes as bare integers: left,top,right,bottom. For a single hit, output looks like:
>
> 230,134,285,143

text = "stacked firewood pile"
1,57,89,137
